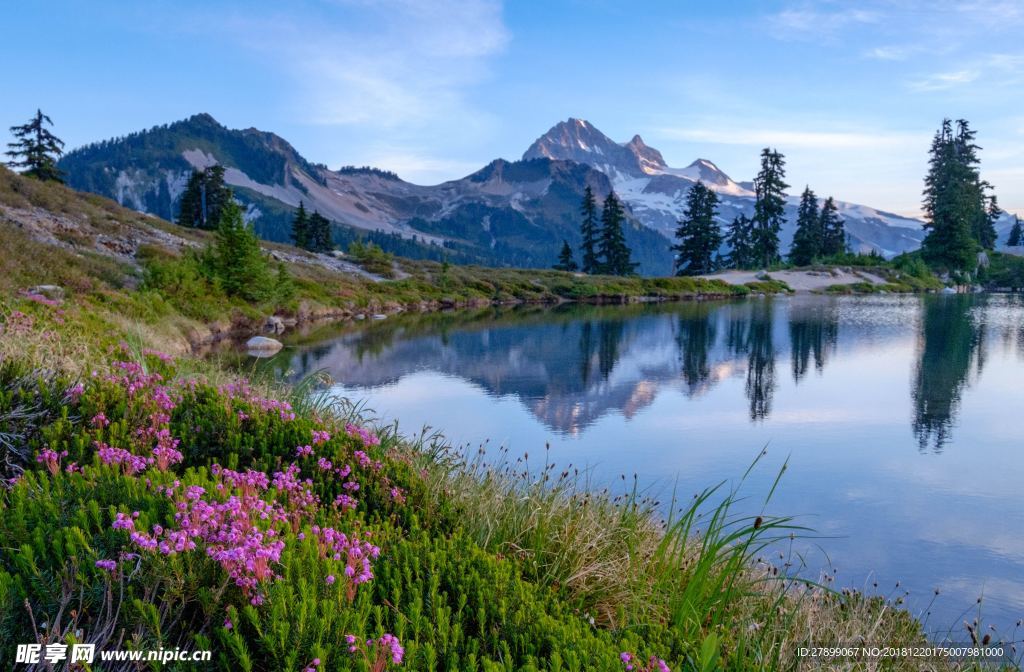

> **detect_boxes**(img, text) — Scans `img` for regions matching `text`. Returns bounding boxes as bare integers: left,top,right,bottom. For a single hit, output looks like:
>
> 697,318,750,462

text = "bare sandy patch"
703,268,887,292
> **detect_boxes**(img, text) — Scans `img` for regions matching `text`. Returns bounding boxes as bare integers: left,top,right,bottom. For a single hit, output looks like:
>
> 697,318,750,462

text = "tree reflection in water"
911,295,985,453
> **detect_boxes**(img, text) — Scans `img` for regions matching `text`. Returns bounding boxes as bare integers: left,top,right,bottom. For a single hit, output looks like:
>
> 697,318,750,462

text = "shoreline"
189,275,953,356
185,290,752,353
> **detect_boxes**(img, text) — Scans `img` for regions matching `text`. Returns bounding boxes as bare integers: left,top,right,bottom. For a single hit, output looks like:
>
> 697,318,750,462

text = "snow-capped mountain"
525,119,926,257
58,114,674,273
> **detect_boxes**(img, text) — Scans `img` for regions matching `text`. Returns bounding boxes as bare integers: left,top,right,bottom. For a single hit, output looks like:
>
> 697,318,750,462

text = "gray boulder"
246,336,283,355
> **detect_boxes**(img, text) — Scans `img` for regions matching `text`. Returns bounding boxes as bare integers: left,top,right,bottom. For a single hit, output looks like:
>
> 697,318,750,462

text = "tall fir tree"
211,200,272,302
1008,215,1023,247
291,201,309,249
177,164,232,230
204,165,231,229
788,186,820,266
553,240,579,272
752,148,789,268
979,193,1000,250
306,211,333,253
921,118,984,271
818,197,846,256
5,109,65,183
597,191,636,275
579,185,600,274
672,182,722,276
726,214,754,269
177,170,204,228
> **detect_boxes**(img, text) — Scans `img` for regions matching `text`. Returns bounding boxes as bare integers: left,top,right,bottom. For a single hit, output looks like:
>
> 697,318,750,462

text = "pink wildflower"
346,633,404,668
345,423,381,448
36,448,67,476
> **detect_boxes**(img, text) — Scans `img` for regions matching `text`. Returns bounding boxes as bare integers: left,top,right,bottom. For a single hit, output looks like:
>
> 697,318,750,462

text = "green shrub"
980,253,1024,289
350,241,396,279
891,252,933,280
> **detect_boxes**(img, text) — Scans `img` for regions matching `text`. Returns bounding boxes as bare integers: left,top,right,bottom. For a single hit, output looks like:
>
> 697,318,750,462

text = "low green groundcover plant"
0,350,678,670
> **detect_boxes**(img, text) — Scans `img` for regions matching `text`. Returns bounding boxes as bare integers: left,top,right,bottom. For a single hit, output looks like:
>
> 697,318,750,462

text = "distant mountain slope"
525,119,927,257
58,114,427,243
58,115,674,274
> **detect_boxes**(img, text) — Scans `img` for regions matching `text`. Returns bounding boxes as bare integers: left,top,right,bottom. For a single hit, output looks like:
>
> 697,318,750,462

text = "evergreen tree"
921,119,983,271
819,197,847,257
291,201,309,249
672,182,722,275
752,148,789,268
306,211,333,253
597,191,636,275
579,186,600,274
553,240,578,272
211,200,272,302
1008,215,1023,247
726,214,754,269
788,186,820,266
979,193,1000,250
204,165,231,229
5,109,65,182
273,261,295,303
177,170,204,228
177,164,232,230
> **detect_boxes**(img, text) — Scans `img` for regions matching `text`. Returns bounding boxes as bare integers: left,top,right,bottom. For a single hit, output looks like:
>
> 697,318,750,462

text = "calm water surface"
264,294,1024,634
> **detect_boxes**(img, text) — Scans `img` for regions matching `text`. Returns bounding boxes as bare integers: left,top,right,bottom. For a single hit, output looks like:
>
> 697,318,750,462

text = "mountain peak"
679,158,734,186
523,118,650,177
524,118,620,159
688,158,720,171
624,134,666,172
180,112,223,129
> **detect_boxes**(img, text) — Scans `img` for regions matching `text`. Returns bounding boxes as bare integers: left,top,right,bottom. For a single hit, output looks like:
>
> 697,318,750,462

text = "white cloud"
216,0,509,129
950,0,1024,27
657,126,924,150
769,5,879,40
908,69,980,92
864,45,911,61
987,52,1024,72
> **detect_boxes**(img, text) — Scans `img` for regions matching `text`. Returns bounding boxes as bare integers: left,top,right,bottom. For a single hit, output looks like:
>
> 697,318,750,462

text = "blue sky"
3,0,1023,216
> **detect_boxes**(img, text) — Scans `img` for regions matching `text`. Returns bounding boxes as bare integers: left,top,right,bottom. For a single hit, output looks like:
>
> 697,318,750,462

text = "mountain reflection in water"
268,294,1016,453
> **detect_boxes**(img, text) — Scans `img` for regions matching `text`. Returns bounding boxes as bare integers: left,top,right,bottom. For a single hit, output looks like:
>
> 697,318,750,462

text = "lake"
260,293,1024,635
